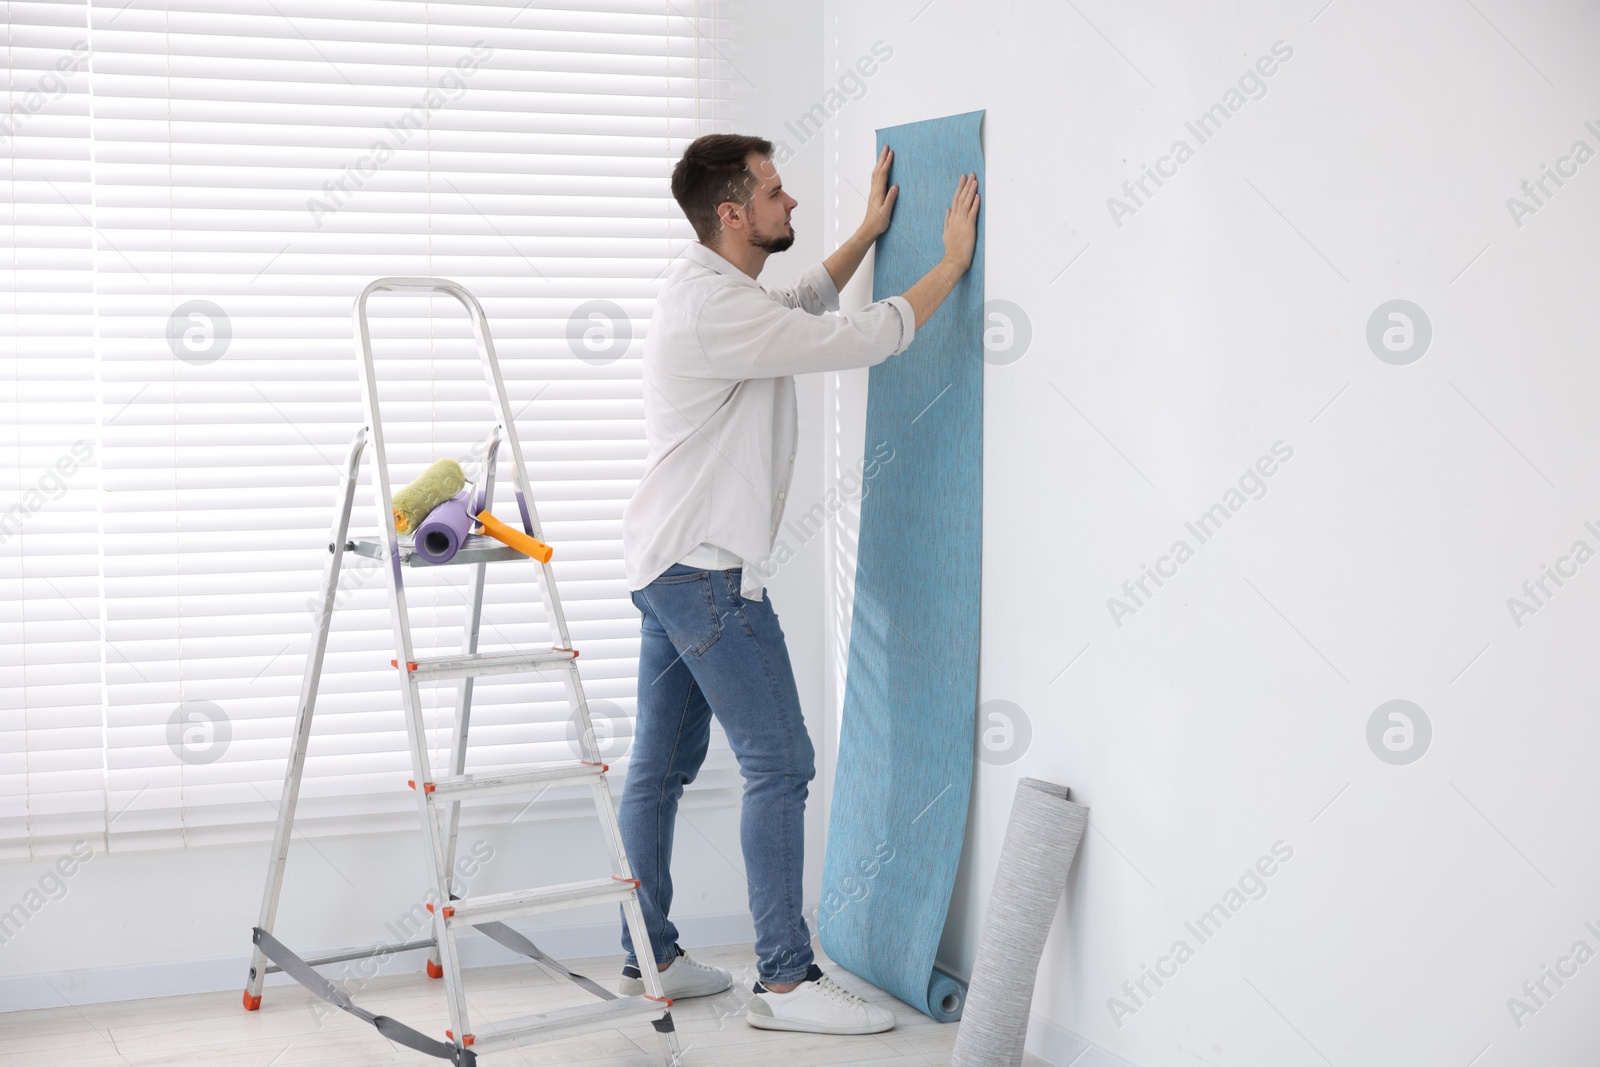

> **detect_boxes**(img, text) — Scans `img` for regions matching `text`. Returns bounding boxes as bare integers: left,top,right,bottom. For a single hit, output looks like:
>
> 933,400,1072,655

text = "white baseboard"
1,910,757,1013
1026,1009,1140,1067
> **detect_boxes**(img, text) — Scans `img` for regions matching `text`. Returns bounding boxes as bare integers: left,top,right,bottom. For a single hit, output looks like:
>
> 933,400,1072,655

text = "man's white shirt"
623,241,915,601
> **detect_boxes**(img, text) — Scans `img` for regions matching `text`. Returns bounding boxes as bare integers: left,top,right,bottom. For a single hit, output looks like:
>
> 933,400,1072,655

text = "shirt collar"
682,241,758,285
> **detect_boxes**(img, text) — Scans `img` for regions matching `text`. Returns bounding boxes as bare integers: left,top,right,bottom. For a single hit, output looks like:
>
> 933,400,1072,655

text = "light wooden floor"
2,940,1051,1066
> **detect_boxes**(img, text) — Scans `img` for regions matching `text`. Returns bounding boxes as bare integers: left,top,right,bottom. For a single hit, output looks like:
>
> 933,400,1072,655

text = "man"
617,133,978,1035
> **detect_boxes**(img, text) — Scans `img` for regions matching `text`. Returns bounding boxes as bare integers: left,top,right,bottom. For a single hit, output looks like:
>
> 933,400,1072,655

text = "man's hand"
824,146,899,291
900,173,980,330
859,145,899,240
941,173,979,273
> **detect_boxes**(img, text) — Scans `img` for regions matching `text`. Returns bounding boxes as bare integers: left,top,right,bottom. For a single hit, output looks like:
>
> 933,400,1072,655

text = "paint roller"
391,458,466,534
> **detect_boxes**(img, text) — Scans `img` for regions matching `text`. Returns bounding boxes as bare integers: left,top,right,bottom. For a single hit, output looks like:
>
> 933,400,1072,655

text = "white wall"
0,5,828,1013
819,1,1600,1064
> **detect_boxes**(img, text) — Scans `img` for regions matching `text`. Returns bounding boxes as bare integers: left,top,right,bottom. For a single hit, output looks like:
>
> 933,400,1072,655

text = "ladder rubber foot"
242,991,262,1011
426,959,444,979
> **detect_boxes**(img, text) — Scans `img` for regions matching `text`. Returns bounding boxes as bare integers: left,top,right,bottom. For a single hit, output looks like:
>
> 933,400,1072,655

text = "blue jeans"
617,563,817,985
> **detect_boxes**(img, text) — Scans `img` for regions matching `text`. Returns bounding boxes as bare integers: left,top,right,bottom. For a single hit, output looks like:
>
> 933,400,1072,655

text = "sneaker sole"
745,1012,895,1035
618,975,733,999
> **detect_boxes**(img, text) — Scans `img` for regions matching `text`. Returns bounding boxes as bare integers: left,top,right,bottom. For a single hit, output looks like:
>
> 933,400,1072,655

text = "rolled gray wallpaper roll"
951,777,1089,1067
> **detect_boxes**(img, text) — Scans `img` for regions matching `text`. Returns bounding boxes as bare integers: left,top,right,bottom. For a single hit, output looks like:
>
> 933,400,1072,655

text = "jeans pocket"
643,573,723,657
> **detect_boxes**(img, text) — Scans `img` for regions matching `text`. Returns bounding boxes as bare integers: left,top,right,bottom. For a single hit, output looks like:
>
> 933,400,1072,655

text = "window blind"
1,0,101,860
1,0,736,858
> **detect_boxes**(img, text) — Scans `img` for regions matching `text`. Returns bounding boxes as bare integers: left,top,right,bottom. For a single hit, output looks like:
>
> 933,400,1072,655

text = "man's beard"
750,218,795,254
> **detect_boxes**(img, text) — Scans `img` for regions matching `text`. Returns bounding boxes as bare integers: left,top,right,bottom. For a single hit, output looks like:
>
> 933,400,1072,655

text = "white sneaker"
745,964,896,1034
619,944,732,999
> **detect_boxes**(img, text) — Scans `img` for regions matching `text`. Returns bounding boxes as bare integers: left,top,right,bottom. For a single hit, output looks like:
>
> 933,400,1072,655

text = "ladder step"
470,996,670,1053
396,647,577,681
445,877,639,927
429,761,605,801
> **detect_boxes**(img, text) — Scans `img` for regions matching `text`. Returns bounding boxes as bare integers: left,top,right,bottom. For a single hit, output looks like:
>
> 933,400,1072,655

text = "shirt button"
788,453,795,462
777,492,785,499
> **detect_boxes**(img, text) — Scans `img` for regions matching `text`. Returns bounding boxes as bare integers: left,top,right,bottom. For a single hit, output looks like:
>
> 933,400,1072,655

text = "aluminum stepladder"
242,278,681,1066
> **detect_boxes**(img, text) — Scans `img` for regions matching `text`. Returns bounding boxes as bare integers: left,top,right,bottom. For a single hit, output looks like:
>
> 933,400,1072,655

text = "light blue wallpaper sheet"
819,109,985,1023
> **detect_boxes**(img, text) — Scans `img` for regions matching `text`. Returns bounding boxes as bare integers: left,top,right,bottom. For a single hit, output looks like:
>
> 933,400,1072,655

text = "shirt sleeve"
693,278,916,380
759,262,840,314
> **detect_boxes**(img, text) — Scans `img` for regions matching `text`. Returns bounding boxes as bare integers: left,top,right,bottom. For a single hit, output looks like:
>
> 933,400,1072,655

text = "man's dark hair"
671,133,774,245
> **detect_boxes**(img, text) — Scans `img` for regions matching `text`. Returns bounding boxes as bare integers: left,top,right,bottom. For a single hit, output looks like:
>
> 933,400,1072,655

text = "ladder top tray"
343,533,526,568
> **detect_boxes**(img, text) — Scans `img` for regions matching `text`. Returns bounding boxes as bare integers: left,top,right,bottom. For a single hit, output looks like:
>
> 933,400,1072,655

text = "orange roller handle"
476,510,553,563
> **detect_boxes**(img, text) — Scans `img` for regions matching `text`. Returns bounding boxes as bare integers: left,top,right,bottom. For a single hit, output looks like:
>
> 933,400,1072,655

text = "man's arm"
900,255,966,331
823,226,876,294
693,282,913,380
